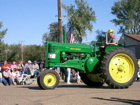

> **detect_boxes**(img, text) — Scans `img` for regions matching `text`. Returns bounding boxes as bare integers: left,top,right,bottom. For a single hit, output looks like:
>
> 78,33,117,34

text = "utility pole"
57,0,63,43
19,41,25,62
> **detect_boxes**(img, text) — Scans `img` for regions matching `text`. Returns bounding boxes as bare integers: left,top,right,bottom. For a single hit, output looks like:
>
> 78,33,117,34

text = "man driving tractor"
106,29,118,45
101,29,118,48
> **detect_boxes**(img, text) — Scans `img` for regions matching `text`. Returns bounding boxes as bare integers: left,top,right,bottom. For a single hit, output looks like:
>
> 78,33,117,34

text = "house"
119,34,140,59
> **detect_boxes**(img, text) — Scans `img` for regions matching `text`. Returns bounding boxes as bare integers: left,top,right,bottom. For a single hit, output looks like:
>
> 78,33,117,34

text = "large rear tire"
80,73,104,86
37,70,60,90
101,48,138,89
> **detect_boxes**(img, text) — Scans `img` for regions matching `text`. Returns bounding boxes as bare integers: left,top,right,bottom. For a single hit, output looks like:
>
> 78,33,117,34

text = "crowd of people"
0,60,82,86
0,60,46,86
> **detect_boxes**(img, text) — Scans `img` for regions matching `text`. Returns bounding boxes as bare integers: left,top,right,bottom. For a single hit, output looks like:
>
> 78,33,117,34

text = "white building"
119,34,140,59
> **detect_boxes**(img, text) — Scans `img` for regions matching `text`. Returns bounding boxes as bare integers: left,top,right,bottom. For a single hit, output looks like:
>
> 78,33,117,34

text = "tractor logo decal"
70,48,81,50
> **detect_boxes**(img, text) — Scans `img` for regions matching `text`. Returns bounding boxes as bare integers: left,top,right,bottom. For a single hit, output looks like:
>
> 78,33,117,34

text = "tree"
95,30,106,47
63,0,96,43
43,22,59,43
49,22,59,42
42,32,51,44
6,44,19,61
0,22,8,62
111,0,140,35
96,30,106,42
0,22,7,38
1,44,22,62
0,43,45,62
23,45,45,62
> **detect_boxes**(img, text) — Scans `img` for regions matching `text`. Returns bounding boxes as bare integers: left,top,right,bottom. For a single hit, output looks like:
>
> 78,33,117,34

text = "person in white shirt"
12,68,21,84
24,60,33,75
32,61,40,78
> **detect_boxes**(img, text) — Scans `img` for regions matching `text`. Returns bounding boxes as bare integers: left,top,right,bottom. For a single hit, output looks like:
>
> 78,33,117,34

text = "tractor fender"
105,45,122,53
85,57,100,74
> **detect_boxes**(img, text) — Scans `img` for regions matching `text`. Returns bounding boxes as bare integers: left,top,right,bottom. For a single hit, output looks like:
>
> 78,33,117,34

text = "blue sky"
0,0,120,45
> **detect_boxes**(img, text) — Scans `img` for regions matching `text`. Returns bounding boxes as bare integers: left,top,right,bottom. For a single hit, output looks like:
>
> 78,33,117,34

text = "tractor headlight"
48,53,56,59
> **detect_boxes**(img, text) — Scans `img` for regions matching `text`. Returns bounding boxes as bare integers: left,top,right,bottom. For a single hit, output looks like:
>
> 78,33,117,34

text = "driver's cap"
108,29,114,33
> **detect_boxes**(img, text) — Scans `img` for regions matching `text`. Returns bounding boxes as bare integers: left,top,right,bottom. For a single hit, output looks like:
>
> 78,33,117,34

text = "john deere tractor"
37,37,138,90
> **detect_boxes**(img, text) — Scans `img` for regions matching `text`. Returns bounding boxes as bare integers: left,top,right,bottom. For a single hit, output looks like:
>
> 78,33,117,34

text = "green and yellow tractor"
37,38,138,90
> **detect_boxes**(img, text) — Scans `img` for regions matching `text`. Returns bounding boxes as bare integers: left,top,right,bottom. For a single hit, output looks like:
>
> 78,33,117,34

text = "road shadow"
17,83,111,90
92,97,140,105
57,83,111,89
16,85,42,90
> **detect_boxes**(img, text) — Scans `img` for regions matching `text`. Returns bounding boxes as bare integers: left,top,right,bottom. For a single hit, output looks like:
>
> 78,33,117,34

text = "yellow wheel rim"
43,73,56,86
109,53,134,83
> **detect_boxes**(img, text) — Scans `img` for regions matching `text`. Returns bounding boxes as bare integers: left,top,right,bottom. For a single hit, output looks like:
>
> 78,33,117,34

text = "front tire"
37,70,60,90
101,48,138,89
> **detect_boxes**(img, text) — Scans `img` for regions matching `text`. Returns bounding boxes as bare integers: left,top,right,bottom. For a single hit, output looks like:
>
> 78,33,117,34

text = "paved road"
0,81,140,105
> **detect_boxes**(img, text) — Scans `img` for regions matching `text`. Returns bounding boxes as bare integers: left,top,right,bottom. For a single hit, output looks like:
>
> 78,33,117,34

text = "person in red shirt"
1,61,10,71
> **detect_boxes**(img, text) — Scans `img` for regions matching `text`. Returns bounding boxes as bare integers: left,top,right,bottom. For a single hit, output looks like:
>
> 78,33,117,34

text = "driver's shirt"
108,35,118,45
